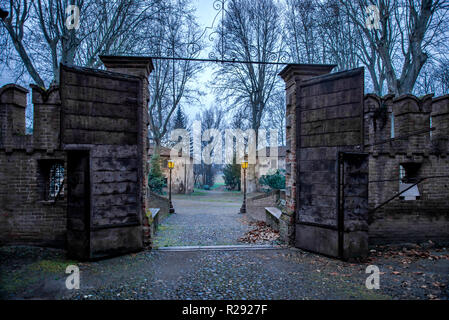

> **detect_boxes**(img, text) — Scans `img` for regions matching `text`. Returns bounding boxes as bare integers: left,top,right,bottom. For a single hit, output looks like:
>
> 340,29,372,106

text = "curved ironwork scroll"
152,0,294,65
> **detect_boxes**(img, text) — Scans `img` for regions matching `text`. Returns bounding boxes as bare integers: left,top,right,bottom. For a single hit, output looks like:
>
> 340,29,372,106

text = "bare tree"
1,0,45,87
213,0,285,140
193,106,226,187
414,57,449,96
414,60,437,95
285,0,360,70
317,0,360,71
1,0,164,87
285,0,321,64
341,0,449,95
433,60,449,95
147,0,203,152
264,88,285,146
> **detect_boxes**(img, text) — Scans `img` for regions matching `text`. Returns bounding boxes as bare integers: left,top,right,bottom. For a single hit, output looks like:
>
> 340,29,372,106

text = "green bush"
148,153,166,194
222,157,241,191
259,169,286,190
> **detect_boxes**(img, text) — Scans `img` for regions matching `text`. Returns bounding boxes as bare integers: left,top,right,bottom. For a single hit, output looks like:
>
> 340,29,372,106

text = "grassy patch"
153,237,183,248
210,183,225,190
29,259,77,273
0,258,76,296
153,224,184,248
175,189,208,196
221,189,243,194
156,224,171,232
195,198,241,203
0,271,40,294
192,189,208,196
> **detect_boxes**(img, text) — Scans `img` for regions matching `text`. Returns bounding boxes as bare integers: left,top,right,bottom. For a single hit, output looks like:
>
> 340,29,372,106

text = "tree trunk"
7,28,46,88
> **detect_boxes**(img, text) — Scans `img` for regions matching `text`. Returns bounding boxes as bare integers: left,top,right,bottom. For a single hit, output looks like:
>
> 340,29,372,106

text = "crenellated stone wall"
364,94,449,244
0,84,66,247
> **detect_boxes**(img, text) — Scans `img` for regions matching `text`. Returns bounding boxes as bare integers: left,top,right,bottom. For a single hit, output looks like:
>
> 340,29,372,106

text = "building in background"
243,146,287,193
148,144,194,194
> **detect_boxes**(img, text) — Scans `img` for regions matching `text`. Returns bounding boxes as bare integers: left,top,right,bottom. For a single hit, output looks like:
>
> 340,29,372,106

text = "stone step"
265,207,282,220
155,245,285,252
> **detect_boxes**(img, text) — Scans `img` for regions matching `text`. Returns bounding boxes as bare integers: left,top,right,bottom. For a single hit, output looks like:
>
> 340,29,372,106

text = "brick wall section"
32,85,61,152
0,84,66,247
0,85,33,151
246,190,280,221
147,191,170,243
364,94,449,244
0,152,66,247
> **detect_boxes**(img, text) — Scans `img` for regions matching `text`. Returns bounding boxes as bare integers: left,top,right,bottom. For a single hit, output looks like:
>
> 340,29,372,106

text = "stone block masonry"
0,56,154,260
60,60,152,260
279,64,336,246
290,67,367,259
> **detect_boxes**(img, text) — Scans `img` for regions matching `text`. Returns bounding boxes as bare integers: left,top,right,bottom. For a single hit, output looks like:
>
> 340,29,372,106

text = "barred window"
47,163,65,200
399,163,421,201
400,163,420,184
38,160,65,201
399,165,406,183
390,113,395,138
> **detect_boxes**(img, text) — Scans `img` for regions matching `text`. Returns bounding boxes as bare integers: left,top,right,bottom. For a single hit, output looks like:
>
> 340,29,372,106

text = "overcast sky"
0,0,220,120
188,0,219,119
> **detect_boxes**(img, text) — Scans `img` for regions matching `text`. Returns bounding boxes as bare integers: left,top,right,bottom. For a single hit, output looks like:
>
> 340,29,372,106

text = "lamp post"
240,160,248,214
168,160,175,214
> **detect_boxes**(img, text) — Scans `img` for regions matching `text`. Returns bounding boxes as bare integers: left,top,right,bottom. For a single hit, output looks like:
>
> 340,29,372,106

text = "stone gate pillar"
100,56,154,246
279,64,335,244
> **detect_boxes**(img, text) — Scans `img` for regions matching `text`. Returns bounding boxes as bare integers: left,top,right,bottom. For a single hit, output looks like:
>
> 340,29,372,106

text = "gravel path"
2,192,447,300
153,190,263,247
1,245,448,300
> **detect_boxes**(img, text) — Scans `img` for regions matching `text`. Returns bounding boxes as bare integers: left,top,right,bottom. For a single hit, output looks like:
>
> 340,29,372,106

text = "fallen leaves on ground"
369,242,449,262
238,221,280,244
432,281,446,288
